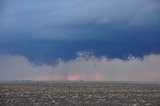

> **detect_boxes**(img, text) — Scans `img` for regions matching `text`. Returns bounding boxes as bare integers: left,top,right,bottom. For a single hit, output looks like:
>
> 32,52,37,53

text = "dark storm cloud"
0,0,160,81
0,39,160,64
0,0,160,64
0,0,160,40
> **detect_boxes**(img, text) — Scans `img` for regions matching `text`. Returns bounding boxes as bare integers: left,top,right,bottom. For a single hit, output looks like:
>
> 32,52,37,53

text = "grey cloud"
46,0,160,26
0,0,159,39
0,52,160,81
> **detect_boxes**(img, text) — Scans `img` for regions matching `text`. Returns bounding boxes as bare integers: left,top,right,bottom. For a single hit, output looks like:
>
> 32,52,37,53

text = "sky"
0,0,160,81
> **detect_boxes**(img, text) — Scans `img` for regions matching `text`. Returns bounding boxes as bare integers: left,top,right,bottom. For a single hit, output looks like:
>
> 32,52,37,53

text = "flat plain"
0,81,160,106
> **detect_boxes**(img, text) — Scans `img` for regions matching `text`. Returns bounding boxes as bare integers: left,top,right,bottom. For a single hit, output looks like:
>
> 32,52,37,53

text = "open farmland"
0,81,160,106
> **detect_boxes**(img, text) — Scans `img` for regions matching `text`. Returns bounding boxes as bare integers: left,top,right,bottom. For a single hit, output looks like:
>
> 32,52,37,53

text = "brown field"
0,81,160,106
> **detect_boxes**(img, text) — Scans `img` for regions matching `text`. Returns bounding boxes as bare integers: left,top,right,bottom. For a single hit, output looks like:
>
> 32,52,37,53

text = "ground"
0,81,160,106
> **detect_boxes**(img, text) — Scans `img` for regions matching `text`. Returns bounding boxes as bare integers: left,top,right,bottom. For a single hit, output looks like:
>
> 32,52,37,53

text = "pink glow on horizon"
32,75,84,81
67,75,82,81
28,70,160,81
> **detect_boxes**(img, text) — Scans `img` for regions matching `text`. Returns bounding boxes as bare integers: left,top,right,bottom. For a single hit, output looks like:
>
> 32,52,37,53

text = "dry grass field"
0,81,160,106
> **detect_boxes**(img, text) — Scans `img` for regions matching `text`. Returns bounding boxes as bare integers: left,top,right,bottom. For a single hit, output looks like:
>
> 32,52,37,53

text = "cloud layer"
0,52,160,81
0,0,160,63
0,1,160,81
0,0,160,40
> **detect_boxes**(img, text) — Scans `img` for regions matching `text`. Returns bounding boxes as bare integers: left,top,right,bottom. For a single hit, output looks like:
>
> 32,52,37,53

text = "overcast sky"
0,0,160,81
